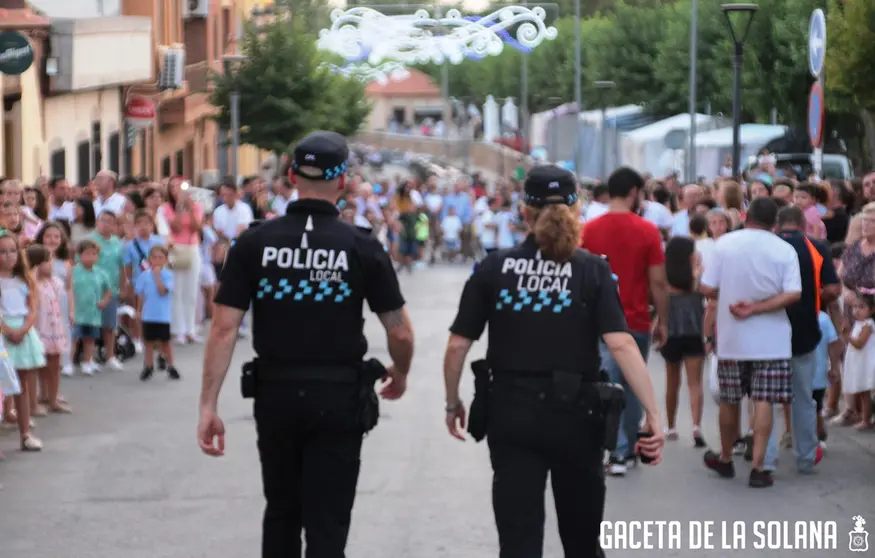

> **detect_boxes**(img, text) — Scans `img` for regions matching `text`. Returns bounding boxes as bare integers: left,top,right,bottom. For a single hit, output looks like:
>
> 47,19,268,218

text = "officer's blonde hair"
526,199,582,262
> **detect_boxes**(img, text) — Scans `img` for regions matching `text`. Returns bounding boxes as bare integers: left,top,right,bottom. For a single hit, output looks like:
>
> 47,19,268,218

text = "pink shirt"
803,205,827,240
161,202,203,245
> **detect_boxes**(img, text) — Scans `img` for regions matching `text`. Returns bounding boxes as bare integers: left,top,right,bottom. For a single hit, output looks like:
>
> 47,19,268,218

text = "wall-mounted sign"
125,96,157,130
0,31,34,76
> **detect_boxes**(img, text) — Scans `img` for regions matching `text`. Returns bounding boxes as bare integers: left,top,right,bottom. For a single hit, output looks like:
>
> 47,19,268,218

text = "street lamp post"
573,0,582,178
721,3,758,180
594,80,616,179
688,0,698,182
223,54,247,182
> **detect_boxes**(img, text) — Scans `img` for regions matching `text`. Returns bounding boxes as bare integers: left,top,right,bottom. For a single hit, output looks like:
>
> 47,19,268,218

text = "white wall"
29,0,122,18
44,88,122,184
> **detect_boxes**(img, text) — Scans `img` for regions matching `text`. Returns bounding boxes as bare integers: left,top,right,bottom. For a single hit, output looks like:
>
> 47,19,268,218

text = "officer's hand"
379,365,407,400
197,409,226,457
635,414,665,465
445,404,467,441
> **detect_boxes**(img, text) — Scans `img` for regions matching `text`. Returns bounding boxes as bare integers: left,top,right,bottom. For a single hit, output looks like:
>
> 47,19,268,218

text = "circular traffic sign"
808,82,825,149
809,9,826,78
0,31,34,76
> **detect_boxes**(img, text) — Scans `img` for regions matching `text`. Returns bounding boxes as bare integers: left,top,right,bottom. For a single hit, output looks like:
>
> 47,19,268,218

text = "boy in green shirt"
72,239,111,375
88,210,125,370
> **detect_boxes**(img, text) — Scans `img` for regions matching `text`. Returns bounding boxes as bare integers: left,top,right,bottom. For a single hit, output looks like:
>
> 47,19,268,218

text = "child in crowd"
793,183,827,240
198,215,218,325
34,222,74,377
123,210,164,354
843,289,875,430
136,245,179,381
441,206,463,261
28,244,70,414
660,236,707,447
814,308,842,449
0,330,20,457
71,239,111,375
89,211,125,370
0,231,46,451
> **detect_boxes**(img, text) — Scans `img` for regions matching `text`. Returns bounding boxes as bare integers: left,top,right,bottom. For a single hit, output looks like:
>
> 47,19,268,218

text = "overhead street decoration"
324,61,411,85
316,6,557,66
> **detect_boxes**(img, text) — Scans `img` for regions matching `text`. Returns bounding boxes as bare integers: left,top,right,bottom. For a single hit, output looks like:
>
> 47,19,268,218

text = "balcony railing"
185,60,220,94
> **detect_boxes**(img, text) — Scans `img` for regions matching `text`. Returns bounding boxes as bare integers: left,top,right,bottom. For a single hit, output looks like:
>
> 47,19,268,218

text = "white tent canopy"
578,104,643,128
694,124,788,178
694,124,787,148
620,113,715,177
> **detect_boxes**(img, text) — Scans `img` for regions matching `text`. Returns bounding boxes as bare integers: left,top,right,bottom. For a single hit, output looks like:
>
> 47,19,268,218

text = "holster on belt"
358,358,387,434
595,376,626,452
467,359,491,442
240,359,258,399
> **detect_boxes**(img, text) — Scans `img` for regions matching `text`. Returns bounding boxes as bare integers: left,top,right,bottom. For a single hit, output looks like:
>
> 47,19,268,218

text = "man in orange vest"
765,205,841,476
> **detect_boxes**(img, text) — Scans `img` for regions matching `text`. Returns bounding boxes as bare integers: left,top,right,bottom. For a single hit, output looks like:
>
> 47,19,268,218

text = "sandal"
49,402,72,414
30,405,48,417
853,421,873,431
20,434,42,452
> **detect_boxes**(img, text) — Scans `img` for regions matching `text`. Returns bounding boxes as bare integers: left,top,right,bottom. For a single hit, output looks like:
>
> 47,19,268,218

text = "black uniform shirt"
215,198,404,366
450,236,627,378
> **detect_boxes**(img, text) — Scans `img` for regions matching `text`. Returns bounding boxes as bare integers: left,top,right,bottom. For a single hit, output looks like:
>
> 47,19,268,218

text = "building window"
91,121,102,176
50,149,66,179
77,141,90,186
108,132,120,175
161,156,171,178
175,149,184,177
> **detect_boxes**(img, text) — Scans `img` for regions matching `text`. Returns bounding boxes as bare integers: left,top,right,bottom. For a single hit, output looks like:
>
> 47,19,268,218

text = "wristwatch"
704,336,714,344
445,401,464,413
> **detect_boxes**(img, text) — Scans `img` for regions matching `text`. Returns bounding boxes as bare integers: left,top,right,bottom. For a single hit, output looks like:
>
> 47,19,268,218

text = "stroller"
73,304,137,365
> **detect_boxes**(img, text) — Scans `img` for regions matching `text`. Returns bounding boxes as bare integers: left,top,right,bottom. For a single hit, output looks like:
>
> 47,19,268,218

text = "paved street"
1,266,873,558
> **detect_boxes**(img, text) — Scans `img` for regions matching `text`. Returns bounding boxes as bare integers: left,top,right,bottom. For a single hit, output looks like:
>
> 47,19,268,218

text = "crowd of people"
0,171,272,455
579,162,875,487
343,152,875,488
2,151,873,487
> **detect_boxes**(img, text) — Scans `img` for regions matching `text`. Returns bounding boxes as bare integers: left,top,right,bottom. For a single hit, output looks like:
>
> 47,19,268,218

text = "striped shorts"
717,359,794,405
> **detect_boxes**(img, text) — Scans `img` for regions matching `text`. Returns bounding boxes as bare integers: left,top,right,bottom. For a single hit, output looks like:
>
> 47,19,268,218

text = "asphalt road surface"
2,265,872,558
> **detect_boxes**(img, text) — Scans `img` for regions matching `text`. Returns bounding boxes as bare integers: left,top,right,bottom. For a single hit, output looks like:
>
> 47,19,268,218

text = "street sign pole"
809,9,826,179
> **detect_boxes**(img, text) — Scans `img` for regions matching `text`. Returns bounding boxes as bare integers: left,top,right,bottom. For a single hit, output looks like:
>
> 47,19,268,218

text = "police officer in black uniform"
442,165,665,558
197,131,414,558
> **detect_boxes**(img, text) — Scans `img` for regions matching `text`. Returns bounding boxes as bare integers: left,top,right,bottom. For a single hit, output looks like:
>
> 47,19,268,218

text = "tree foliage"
210,17,370,153
414,0,868,131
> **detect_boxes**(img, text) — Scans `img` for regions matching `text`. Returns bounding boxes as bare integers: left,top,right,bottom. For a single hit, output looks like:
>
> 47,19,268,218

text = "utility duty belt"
466,361,626,450
241,358,388,434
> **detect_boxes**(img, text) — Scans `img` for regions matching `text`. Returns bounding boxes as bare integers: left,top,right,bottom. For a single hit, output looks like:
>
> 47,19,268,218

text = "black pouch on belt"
358,358,387,434
467,359,491,442
240,359,258,399
595,381,626,451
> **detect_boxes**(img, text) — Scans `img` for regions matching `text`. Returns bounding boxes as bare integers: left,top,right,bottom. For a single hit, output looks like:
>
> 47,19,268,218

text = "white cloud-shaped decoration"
316,6,557,66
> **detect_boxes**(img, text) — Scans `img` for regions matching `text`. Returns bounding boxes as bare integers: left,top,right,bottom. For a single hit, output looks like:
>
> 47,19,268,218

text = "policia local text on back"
196,131,414,558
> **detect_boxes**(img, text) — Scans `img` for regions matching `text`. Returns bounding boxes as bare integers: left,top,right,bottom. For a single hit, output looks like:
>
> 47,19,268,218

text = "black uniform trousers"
254,379,363,558
487,377,607,558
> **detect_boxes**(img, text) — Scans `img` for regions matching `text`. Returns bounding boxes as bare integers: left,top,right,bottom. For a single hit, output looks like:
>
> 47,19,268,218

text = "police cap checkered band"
291,131,350,180
523,165,579,207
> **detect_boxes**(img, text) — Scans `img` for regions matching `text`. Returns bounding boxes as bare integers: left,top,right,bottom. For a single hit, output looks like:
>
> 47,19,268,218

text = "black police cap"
291,131,350,181
523,165,579,207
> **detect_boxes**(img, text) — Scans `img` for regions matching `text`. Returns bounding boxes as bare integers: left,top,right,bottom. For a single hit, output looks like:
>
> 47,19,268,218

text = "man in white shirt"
271,176,298,216
583,184,609,222
669,184,703,238
92,170,127,216
476,196,498,254
48,177,75,222
213,183,254,241
700,198,802,488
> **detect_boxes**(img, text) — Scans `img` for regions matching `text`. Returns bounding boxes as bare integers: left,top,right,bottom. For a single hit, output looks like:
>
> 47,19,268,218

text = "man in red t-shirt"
581,167,669,476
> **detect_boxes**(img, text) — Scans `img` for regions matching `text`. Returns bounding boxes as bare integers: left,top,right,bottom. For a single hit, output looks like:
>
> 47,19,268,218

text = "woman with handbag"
160,178,203,344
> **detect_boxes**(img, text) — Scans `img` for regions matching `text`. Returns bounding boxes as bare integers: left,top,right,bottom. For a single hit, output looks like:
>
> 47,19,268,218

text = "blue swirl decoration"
462,15,532,59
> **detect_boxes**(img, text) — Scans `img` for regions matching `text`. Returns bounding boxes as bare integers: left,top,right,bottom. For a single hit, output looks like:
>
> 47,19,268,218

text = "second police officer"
197,131,415,558
443,165,665,558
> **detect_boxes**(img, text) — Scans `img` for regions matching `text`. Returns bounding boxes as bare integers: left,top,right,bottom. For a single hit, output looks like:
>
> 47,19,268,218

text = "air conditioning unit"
184,0,209,19
158,47,186,90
